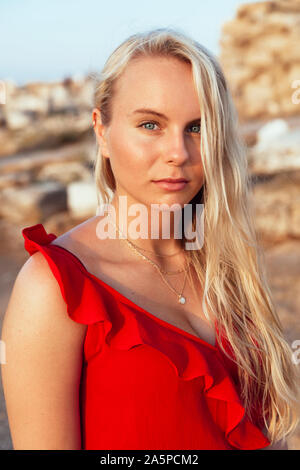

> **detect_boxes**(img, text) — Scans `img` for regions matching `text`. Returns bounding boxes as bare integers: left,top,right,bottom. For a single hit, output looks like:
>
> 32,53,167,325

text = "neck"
108,194,185,257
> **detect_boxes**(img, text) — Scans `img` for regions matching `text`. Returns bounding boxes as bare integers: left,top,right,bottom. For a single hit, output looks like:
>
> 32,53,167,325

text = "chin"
151,198,187,212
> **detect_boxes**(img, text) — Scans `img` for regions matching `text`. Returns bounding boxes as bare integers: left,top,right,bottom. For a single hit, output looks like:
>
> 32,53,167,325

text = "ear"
92,108,110,159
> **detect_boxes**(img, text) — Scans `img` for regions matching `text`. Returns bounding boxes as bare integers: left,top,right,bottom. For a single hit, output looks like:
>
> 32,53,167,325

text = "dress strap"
22,223,111,326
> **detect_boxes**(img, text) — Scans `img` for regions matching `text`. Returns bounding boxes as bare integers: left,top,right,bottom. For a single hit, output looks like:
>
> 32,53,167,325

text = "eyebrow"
131,108,201,122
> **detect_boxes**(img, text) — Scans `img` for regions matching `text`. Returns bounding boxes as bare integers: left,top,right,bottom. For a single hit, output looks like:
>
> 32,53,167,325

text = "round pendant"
179,296,186,304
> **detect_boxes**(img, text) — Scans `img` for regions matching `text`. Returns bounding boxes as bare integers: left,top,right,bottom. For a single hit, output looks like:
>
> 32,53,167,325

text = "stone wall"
219,0,300,121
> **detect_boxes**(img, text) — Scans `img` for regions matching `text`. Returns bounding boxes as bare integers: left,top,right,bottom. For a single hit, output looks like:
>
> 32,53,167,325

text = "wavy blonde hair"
90,27,300,445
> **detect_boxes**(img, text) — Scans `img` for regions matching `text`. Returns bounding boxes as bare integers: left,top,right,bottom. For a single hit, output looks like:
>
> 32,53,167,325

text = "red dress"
22,223,271,450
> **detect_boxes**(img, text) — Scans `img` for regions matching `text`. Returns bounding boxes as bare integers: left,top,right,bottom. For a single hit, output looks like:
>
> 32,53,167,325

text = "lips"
155,178,188,183
153,179,189,191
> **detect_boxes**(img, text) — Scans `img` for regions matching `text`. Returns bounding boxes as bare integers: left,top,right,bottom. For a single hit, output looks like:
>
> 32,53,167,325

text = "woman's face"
94,55,205,211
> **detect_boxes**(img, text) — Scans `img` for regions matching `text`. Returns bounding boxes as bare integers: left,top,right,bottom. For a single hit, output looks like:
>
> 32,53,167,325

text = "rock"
263,238,300,450
5,111,32,131
0,128,19,155
0,77,96,156
0,181,67,224
48,84,76,114
74,79,94,109
252,171,300,244
0,82,6,105
220,0,300,120
63,76,95,109
0,171,31,190
6,92,48,115
256,118,290,145
36,161,92,184
0,111,94,157
248,125,300,174
67,181,98,218
0,80,17,107
0,107,7,127
0,139,95,175
4,88,49,130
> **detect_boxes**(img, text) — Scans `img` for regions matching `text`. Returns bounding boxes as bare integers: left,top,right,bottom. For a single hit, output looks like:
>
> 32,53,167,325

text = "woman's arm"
1,252,87,450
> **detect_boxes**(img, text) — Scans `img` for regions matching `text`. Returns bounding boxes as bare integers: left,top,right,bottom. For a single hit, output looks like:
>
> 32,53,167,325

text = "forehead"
112,56,200,117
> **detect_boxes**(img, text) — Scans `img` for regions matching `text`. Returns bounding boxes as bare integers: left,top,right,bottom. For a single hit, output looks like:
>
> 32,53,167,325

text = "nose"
163,129,190,165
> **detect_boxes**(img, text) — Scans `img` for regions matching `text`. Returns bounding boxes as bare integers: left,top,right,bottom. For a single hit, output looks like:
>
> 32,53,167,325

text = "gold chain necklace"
121,238,185,275
109,217,189,305
131,243,184,258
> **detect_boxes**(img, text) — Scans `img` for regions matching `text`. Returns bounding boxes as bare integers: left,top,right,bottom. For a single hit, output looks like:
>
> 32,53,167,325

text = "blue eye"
139,121,201,134
140,121,158,131
188,124,201,134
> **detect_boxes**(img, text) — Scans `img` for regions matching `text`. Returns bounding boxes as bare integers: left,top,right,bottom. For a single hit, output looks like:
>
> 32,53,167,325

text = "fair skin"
1,55,284,449
1,252,86,449
93,55,205,261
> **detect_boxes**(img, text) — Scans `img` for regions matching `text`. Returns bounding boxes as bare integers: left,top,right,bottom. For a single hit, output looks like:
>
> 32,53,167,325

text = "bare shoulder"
50,214,120,265
0,220,98,449
1,219,91,382
3,239,87,339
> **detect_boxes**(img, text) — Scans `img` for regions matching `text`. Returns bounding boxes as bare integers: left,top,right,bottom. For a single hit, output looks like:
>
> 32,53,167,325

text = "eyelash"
139,121,201,134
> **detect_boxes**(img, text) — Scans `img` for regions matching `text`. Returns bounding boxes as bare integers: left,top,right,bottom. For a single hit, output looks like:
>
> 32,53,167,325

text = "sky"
0,0,260,86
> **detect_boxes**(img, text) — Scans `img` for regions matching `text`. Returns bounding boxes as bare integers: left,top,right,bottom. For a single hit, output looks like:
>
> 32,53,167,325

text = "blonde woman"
2,28,299,450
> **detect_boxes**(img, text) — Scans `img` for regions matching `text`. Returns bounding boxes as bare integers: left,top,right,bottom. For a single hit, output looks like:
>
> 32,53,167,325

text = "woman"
1,28,299,450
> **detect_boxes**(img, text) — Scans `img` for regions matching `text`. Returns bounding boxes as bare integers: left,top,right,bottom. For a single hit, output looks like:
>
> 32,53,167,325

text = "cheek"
110,129,154,171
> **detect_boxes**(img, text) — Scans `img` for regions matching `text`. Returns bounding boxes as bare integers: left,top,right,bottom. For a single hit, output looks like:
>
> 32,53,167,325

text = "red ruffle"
22,223,271,450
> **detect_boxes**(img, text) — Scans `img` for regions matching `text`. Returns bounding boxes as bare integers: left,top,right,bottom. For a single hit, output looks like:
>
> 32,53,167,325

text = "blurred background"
0,0,299,450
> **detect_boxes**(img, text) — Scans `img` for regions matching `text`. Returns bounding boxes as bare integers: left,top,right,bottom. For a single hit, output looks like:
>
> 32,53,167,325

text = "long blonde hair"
91,27,300,445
